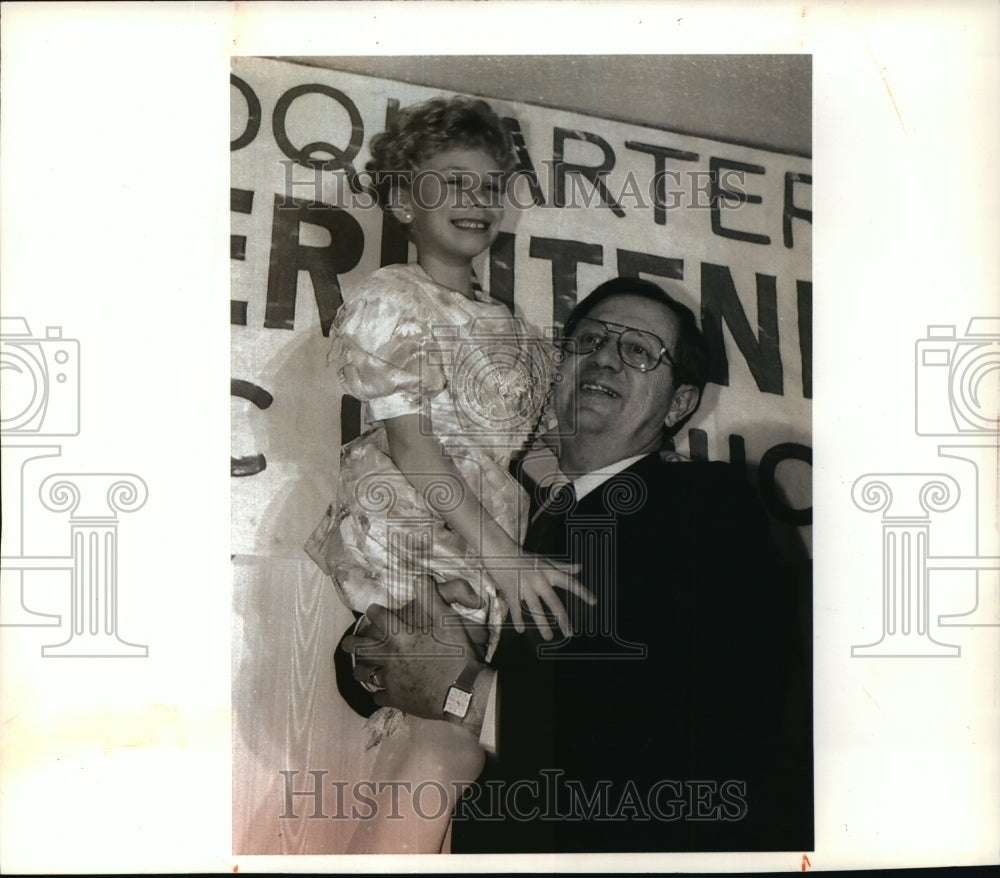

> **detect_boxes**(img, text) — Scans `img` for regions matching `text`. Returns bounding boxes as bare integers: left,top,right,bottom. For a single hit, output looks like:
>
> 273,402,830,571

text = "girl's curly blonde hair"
366,95,517,209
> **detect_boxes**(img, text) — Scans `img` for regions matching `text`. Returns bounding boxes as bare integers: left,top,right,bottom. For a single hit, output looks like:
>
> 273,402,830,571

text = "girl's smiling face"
398,147,506,267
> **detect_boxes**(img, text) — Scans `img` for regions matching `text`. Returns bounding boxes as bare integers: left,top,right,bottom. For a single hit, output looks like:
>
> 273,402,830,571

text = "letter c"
231,378,273,477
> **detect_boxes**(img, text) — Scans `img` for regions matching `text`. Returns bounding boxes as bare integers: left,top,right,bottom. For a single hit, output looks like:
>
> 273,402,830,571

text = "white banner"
230,56,812,560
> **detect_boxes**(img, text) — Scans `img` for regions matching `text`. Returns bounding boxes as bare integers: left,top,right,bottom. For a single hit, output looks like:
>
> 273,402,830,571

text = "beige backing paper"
1,1,997,873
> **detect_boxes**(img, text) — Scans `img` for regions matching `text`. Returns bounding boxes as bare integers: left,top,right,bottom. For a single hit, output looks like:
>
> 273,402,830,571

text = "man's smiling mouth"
580,381,620,398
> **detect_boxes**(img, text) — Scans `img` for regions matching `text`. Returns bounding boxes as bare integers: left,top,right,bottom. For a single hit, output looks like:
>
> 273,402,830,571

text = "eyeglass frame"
559,317,677,373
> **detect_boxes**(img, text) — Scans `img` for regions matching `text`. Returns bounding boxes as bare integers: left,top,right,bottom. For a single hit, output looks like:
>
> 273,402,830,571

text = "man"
343,277,813,853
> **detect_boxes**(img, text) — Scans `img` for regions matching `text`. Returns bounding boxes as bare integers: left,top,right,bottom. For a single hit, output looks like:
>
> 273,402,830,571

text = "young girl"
306,96,586,852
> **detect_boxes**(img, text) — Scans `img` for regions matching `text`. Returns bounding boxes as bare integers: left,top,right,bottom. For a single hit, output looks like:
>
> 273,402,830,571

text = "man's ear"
388,185,414,226
664,384,700,429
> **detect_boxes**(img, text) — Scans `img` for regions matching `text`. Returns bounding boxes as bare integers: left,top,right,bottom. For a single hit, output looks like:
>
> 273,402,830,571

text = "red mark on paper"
801,854,811,871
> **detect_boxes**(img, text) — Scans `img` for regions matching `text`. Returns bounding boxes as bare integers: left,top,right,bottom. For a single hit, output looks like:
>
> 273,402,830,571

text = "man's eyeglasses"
559,318,676,373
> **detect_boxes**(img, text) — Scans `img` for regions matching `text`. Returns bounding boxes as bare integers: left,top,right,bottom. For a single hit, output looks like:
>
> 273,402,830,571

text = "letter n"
700,263,783,394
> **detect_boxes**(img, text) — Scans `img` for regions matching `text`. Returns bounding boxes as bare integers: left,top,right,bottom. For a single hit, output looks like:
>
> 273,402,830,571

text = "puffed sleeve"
329,270,447,420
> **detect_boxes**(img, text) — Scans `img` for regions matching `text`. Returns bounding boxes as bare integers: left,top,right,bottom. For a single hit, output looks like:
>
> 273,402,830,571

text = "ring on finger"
361,666,386,694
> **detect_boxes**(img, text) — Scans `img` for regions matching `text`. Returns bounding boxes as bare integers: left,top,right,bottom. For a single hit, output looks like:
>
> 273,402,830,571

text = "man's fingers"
342,634,383,654
507,599,526,634
351,661,373,683
363,603,391,635
536,586,571,639
436,577,484,610
524,595,553,641
545,569,596,605
354,604,401,660
551,600,572,639
546,560,582,575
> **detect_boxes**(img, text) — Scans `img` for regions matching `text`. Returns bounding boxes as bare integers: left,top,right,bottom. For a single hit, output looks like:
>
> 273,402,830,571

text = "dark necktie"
524,481,576,556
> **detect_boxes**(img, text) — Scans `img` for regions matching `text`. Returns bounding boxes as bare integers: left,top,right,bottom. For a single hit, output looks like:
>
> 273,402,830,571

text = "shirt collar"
569,454,648,501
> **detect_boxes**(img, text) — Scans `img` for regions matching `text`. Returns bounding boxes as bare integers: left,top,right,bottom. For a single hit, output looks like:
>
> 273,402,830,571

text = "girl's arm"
385,413,521,558
384,413,590,638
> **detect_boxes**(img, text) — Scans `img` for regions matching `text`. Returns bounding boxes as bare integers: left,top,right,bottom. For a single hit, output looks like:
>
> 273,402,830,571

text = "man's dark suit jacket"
336,455,813,853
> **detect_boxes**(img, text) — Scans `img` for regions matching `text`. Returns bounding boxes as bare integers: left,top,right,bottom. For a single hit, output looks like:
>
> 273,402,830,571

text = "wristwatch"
442,661,481,720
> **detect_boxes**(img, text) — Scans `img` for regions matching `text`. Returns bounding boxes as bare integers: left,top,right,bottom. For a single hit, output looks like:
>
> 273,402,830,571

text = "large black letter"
529,237,603,326
624,140,698,225
709,157,771,245
783,172,812,249
797,280,812,400
230,74,261,151
265,195,364,336
553,128,624,216
231,379,273,477
272,84,363,173
231,188,254,326
504,117,546,207
616,249,684,283
700,263,783,394
490,231,517,312
758,442,812,526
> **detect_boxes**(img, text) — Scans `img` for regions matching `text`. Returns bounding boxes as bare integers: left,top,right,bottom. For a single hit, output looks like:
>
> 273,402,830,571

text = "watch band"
452,660,481,694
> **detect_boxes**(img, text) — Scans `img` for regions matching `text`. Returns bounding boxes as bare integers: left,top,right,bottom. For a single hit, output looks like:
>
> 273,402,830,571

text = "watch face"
444,686,472,718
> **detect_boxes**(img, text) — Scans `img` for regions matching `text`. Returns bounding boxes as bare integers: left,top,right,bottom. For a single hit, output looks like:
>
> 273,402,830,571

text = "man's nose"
586,335,623,370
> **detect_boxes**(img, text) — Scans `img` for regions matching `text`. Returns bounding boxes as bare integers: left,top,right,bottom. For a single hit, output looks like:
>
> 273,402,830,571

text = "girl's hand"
492,557,593,641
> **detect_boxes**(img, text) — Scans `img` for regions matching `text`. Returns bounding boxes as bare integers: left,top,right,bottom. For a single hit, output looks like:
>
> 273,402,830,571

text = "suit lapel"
523,454,663,555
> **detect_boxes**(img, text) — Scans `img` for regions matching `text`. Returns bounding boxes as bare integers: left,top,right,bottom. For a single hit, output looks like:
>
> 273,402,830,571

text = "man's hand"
342,576,488,721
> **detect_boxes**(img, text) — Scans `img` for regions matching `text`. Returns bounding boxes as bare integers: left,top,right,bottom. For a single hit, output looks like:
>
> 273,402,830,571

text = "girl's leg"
345,715,485,853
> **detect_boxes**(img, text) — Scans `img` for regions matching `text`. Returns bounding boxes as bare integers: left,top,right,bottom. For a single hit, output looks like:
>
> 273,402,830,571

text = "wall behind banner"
230,55,813,561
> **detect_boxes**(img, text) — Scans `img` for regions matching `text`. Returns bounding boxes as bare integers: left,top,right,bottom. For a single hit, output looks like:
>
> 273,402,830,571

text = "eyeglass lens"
565,318,665,371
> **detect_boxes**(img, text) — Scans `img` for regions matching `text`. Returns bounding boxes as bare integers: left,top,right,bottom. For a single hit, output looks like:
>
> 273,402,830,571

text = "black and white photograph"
230,54,814,856
1,2,997,873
